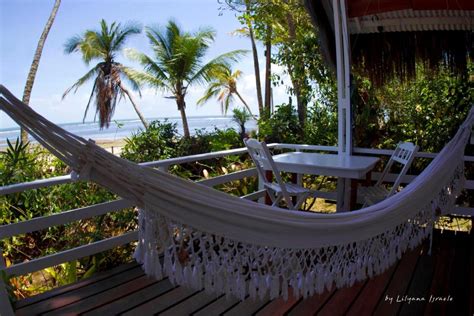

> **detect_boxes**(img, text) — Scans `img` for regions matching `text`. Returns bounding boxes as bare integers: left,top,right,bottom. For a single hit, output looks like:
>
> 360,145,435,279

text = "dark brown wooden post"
265,170,273,205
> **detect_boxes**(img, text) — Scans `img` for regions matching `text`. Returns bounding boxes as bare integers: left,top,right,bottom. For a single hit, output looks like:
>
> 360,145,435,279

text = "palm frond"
113,21,142,52
82,78,98,123
188,49,247,85
124,48,168,81
64,35,83,54
196,82,222,105
118,65,142,95
62,66,100,98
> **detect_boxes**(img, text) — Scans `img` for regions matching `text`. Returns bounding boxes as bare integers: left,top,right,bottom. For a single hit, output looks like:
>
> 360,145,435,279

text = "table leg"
350,179,358,210
336,178,346,211
265,170,273,205
291,173,297,205
337,178,354,212
364,171,372,187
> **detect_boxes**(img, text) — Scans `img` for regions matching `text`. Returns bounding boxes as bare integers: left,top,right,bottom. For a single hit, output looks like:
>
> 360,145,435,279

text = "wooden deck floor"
12,230,473,316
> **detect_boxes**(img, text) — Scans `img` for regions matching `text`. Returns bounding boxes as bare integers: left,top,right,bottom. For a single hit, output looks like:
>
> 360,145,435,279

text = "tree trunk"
245,1,263,119
264,24,272,119
285,10,306,132
21,0,61,143
235,90,256,119
177,99,190,138
119,83,149,129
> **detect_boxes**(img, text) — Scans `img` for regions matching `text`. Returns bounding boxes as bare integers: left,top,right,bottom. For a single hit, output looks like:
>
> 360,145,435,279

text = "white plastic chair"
244,138,312,210
359,142,419,206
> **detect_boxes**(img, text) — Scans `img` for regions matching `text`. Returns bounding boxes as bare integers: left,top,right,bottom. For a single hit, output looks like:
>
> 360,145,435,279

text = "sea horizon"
0,115,258,146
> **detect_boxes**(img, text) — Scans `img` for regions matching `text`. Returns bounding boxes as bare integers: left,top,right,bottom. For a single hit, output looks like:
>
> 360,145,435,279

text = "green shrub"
121,120,179,163
258,103,301,143
0,139,133,298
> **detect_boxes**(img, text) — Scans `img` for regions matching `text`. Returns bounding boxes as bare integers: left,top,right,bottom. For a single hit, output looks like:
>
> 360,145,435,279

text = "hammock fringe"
134,162,465,300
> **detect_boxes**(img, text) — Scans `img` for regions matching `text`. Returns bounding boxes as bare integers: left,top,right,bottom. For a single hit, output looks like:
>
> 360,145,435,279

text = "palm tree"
63,19,148,129
232,107,252,139
126,20,245,138
197,65,255,117
21,0,61,143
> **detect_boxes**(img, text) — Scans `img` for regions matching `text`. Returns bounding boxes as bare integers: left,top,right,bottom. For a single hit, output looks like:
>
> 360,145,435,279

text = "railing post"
0,249,15,316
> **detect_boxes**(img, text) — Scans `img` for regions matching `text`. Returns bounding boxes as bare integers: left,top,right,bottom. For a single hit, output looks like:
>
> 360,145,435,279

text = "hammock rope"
1,85,473,300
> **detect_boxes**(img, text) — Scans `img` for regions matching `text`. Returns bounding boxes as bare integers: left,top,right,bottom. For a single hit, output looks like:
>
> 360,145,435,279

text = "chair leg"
272,194,283,207
293,192,310,210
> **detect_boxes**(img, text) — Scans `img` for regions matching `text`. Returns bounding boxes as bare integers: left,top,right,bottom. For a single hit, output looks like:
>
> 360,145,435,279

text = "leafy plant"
121,120,178,163
258,103,301,143
232,107,252,139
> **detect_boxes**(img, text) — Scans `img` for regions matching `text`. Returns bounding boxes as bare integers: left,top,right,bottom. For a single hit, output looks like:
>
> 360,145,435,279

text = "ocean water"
0,116,257,145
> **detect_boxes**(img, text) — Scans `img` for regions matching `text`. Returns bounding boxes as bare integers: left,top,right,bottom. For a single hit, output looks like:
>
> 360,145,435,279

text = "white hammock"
1,85,472,300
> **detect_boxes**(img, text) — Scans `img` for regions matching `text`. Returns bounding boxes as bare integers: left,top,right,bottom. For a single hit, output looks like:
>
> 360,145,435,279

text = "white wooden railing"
0,144,473,315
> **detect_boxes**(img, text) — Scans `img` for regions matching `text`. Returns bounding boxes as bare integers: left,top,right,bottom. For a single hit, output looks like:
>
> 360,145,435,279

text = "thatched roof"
304,0,473,85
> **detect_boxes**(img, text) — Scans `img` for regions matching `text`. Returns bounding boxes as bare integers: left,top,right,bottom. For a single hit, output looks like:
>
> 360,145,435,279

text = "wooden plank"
255,291,299,316
121,285,199,315
470,233,474,316
287,288,335,315
398,242,435,316
83,278,175,316
5,231,137,276
317,280,366,316
347,265,397,316
15,265,144,316
192,294,241,316
42,274,157,316
255,298,297,316
14,261,139,309
0,175,72,196
0,254,14,316
223,294,270,316
0,199,133,239
424,234,455,316
373,244,421,316
198,168,257,187
159,290,221,316
445,233,470,316
140,147,252,168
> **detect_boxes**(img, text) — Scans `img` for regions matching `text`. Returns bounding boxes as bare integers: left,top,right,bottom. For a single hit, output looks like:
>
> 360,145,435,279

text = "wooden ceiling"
348,0,474,18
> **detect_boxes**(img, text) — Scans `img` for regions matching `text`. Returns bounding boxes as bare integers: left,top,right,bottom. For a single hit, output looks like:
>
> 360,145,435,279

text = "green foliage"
0,139,134,299
258,103,301,143
304,105,338,146
232,107,252,138
177,128,243,158
354,65,474,153
121,120,178,163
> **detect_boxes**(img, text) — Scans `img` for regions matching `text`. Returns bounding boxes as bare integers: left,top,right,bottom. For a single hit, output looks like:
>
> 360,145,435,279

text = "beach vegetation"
232,107,252,139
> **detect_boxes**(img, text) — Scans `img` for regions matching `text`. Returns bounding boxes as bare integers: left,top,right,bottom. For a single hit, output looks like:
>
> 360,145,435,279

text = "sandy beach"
0,138,128,155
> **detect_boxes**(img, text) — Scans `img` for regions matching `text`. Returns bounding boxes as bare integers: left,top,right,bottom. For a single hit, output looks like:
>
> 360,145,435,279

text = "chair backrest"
377,142,419,197
244,138,293,207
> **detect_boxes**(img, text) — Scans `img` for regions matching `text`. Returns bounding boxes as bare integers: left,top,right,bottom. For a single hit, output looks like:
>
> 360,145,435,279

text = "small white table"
270,152,380,211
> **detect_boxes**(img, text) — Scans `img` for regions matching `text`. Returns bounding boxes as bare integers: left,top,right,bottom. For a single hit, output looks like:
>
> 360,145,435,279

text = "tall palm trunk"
264,24,272,119
245,1,263,118
235,90,256,119
119,83,149,129
285,10,306,132
177,98,190,138
21,0,61,143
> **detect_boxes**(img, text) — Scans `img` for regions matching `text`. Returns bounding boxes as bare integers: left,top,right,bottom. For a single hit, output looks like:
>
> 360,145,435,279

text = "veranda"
1,0,474,315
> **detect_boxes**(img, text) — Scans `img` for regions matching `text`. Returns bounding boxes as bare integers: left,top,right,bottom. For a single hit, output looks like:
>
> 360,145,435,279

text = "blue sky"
0,0,288,129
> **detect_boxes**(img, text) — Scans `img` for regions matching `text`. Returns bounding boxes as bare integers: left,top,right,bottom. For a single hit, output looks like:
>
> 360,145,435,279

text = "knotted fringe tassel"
134,161,464,300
